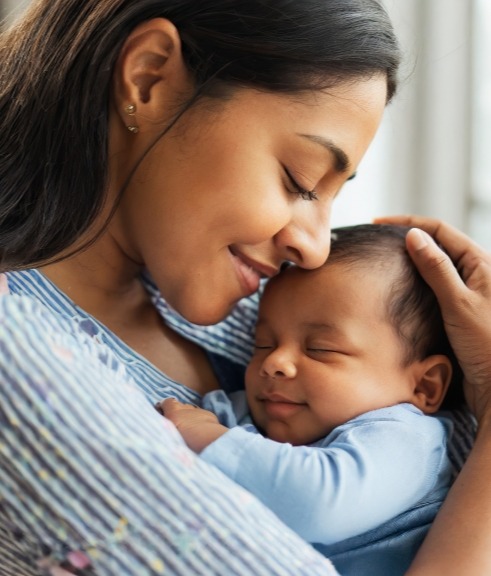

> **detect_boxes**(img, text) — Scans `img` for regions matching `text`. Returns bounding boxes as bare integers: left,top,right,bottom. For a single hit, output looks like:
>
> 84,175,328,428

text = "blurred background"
1,0,490,248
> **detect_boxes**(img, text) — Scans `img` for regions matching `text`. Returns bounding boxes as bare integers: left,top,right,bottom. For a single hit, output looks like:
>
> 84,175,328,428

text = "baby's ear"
411,355,453,414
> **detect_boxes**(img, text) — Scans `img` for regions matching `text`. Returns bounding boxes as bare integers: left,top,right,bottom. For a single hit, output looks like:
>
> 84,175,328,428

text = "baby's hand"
158,398,228,453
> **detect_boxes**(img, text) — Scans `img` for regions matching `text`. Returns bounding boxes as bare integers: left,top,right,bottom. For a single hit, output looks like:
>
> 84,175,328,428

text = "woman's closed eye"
284,167,318,201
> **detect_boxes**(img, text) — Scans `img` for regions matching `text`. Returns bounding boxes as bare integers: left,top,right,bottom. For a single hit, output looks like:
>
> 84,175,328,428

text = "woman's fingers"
376,215,491,421
375,215,486,277
404,228,466,307
376,215,491,294
376,215,491,296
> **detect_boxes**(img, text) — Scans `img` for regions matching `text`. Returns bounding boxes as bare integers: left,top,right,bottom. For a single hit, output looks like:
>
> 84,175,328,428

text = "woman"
381,218,491,575
0,1,490,574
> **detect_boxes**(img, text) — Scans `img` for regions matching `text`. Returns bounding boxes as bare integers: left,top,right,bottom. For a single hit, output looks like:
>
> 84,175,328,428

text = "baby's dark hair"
328,224,464,410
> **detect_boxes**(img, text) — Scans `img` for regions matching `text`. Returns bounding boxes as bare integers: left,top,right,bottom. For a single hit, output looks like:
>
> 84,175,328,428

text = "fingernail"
409,228,429,250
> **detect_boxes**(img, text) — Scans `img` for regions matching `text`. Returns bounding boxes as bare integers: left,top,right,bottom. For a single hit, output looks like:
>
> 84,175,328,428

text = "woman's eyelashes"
284,168,318,201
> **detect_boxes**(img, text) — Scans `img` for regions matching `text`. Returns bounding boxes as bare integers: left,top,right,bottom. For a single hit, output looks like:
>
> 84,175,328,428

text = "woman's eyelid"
284,167,318,201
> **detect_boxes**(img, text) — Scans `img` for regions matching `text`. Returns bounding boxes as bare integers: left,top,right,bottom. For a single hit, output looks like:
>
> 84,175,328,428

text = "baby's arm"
160,398,229,453
199,407,451,546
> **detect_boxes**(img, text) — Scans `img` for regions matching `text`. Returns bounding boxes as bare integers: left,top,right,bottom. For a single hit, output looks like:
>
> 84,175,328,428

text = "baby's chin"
261,423,324,446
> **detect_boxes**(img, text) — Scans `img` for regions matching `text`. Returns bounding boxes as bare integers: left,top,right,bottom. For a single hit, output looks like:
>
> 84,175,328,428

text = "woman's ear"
411,355,453,414
112,18,192,131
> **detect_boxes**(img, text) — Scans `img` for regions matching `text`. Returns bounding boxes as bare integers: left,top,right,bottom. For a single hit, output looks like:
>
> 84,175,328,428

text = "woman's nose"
275,206,331,269
260,349,297,379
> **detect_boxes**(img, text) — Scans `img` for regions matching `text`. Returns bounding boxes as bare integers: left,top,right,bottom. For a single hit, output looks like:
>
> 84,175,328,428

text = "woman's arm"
407,417,491,575
376,216,491,575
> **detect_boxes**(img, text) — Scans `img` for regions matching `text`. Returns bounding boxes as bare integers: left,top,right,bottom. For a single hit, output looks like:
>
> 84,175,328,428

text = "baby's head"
245,224,463,445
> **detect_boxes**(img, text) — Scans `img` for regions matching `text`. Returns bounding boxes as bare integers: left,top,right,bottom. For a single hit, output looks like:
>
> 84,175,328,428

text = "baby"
161,224,463,576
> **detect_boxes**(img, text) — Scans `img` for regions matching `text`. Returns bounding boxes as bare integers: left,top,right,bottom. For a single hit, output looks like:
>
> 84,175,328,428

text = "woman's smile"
229,246,279,296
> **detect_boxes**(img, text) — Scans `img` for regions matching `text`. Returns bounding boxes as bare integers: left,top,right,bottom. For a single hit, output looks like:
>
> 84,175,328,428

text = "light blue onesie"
202,390,458,576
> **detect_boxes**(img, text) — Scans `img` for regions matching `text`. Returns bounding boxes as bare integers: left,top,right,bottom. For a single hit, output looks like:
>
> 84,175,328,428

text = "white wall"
333,1,475,239
469,0,491,250
1,0,29,21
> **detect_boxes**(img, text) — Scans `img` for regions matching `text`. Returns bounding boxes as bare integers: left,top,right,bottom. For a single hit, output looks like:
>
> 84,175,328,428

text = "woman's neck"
40,234,220,395
40,231,143,319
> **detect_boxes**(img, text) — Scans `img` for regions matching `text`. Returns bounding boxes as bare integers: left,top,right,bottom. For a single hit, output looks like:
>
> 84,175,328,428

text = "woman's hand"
376,215,491,424
158,398,229,453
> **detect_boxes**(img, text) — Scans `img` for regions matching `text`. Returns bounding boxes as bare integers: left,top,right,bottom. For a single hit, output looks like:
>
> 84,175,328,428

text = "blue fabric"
0,269,338,576
202,391,454,576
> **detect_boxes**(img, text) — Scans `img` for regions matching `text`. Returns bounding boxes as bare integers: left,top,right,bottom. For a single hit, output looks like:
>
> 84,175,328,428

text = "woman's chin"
171,298,235,326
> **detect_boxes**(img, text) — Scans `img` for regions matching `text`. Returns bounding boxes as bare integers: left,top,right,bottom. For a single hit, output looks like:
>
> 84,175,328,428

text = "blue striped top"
0,268,475,575
0,268,338,575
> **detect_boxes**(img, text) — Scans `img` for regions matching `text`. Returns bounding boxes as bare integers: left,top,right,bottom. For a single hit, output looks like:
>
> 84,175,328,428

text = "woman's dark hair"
0,0,400,269
328,224,465,410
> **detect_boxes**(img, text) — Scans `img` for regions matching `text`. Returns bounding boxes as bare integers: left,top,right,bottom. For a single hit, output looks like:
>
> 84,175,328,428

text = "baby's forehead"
273,257,398,285
261,259,401,316
257,260,397,336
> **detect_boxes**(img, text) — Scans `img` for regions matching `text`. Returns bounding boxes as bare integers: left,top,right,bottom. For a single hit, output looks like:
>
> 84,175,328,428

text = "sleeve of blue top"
201,410,450,545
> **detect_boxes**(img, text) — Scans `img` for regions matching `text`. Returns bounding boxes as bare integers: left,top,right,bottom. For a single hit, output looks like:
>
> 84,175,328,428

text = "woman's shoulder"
0,276,124,376
2,270,103,346
1,272,77,335
4,268,81,319
1,270,204,404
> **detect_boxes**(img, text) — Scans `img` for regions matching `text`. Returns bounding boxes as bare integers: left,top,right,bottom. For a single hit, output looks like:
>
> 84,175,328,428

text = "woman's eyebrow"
297,133,351,174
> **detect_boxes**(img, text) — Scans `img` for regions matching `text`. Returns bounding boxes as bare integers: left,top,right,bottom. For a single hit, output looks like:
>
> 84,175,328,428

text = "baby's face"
245,263,416,445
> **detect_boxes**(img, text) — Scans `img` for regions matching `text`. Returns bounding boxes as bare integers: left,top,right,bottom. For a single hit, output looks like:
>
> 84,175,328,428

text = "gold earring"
124,104,138,132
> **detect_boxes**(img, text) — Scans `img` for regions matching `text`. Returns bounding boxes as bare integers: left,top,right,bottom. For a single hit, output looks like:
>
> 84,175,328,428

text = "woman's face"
113,78,387,325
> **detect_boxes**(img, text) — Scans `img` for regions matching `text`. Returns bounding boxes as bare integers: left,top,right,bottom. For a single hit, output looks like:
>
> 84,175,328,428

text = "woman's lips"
229,249,261,295
229,247,279,296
